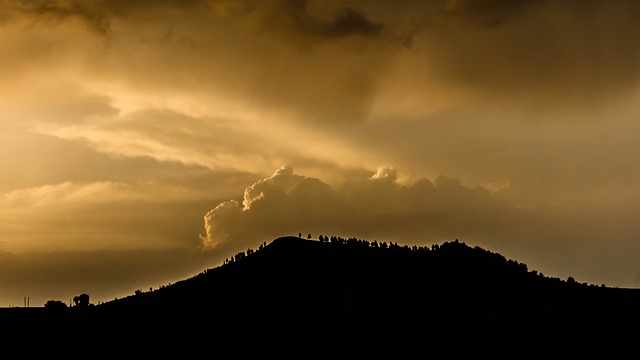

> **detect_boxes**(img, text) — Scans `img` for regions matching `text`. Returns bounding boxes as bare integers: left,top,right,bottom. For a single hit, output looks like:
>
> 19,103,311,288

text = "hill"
3,235,640,351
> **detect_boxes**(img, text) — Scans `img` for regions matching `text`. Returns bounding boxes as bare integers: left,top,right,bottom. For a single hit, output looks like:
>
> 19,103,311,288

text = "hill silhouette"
3,235,640,352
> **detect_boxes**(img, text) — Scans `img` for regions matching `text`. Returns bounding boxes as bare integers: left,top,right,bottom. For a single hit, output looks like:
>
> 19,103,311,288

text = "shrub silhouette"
44,299,68,310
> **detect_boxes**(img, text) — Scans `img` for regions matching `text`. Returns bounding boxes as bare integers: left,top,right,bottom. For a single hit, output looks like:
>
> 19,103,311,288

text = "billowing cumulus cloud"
200,165,520,256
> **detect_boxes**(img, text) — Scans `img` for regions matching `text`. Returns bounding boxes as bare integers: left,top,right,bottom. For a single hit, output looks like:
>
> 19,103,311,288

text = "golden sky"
2,0,640,307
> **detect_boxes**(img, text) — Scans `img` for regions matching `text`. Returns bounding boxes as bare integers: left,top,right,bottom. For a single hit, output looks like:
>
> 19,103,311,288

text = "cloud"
199,165,517,255
369,166,397,181
441,0,545,27
10,0,112,38
323,6,383,38
199,165,333,250
423,0,640,112
35,107,370,176
3,181,129,206
0,181,218,252
4,0,393,125
260,1,384,44
242,165,305,209
6,0,640,125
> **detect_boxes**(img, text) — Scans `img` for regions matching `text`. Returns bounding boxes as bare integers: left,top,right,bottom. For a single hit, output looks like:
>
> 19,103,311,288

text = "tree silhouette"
73,293,90,307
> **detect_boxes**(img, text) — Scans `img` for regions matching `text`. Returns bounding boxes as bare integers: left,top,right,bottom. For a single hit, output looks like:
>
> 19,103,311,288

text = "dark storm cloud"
24,0,629,125
441,0,546,27
324,6,382,37
11,0,384,40
14,0,112,37
399,0,640,116
269,0,383,41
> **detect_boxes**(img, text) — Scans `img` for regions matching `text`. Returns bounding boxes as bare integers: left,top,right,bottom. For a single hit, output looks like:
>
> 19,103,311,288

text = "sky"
2,0,640,307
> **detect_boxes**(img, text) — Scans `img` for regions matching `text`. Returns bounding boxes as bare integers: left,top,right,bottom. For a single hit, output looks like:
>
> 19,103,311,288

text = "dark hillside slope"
4,235,640,350
93,236,640,332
